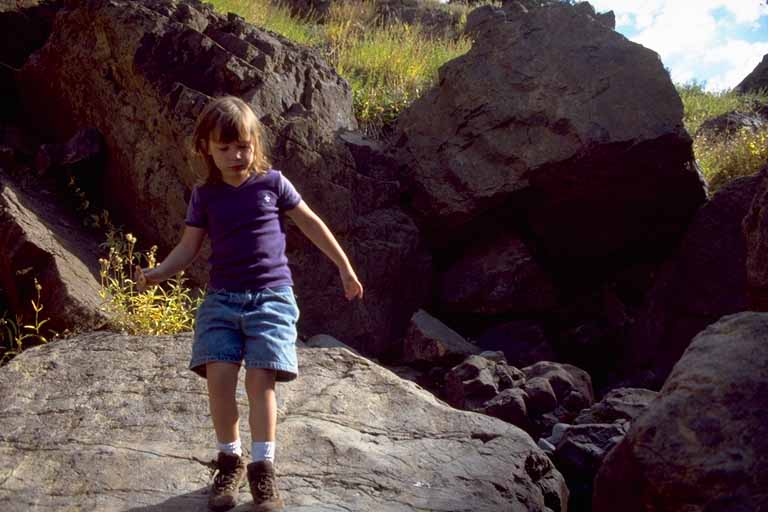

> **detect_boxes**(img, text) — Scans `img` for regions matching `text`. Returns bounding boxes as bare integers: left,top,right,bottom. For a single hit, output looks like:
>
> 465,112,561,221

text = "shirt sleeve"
277,171,302,210
185,186,208,228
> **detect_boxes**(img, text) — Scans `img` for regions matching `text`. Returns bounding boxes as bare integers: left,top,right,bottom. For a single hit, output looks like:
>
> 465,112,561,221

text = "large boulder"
0,174,106,334
621,174,757,388
742,166,768,309
12,0,430,357
0,331,569,511
392,1,705,263
593,312,768,512
438,233,557,315
735,53,768,94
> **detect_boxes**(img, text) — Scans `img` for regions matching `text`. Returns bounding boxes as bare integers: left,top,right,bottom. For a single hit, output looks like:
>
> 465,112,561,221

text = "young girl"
135,96,363,512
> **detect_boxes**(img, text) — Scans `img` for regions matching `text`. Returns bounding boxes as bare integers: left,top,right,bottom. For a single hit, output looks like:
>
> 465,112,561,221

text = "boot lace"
213,464,240,492
252,472,277,501
194,455,242,493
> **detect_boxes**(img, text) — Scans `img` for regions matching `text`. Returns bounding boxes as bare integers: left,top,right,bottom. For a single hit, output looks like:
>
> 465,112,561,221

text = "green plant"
695,127,768,194
677,81,768,135
334,21,471,136
98,231,202,335
1,278,52,364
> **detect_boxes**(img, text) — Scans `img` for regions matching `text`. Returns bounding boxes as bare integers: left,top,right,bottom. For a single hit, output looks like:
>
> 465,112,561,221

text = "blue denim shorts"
190,286,299,382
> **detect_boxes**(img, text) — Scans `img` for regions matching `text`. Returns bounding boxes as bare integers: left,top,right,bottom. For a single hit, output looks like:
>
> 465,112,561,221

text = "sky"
588,0,768,91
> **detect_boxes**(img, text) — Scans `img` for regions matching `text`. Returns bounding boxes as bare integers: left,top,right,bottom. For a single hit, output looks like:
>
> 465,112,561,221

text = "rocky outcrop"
445,355,594,438
572,387,657,425
0,174,107,334
393,1,705,264
695,104,768,140
621,175,757,388
593,312,768,512
438,234,557,315
11,0,431,357
402,309,480,365
742,166,768,309
539,387,656,510
0,331,569,511
736,53,768,94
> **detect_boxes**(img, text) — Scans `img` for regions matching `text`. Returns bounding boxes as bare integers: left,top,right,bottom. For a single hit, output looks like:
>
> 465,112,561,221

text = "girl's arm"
286,201,363,300
134,226,206,290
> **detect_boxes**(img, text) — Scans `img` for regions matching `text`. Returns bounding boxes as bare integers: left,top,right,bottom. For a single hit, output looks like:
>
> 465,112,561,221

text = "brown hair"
191,96,270,184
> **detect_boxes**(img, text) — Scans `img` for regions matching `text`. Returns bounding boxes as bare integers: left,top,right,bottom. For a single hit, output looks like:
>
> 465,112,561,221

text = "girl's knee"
245,368,276,392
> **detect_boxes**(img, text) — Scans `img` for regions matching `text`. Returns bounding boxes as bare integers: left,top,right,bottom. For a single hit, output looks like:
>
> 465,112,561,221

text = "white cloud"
702,40,768,90
589,0,768,91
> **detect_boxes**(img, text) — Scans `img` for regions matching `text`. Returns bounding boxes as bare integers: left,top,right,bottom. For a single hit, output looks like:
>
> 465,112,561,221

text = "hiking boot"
208,452,246,511
247,460,285,511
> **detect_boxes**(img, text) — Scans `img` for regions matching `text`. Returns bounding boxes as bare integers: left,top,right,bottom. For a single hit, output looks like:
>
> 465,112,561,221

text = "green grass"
206,0,472,136
678,82,768,193
677,81,768,135
209,0,325,47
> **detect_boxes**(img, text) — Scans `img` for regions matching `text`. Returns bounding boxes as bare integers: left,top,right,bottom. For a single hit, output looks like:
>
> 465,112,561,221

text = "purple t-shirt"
185,169,302,292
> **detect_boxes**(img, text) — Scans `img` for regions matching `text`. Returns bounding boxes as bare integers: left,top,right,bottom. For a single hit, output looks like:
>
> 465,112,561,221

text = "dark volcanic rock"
622,174,758,388
573,387,657,425
742,166,768,309
0,175,107,334
393,1,705,263
402,309,480,365
438,233,557,315
476,319,557,369
593,312,768,512
695,105,768,140
736,53,768,94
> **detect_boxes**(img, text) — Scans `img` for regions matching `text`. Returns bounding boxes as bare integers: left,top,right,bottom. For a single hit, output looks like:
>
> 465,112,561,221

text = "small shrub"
1,278,53,364
695,128,768,194
98,231,201,335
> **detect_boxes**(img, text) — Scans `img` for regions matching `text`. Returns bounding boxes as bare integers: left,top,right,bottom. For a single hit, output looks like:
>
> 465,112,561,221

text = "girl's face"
206,137,255,178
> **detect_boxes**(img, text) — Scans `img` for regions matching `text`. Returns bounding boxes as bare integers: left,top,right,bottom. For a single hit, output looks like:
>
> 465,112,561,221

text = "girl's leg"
245,368,277,442
206,361,241,443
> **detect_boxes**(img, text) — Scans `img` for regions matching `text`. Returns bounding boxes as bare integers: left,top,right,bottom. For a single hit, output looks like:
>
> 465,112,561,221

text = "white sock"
216,439,243,457
251,441,275,462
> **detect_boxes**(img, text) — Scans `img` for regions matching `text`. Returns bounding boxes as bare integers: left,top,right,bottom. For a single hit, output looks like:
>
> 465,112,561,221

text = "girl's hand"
340,268,363,301
134,265,160,293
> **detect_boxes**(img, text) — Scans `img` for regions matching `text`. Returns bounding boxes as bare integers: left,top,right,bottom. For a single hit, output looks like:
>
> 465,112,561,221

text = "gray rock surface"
0,331,568,511
303,333,359,355
593,312,768,512
0,174,107,333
